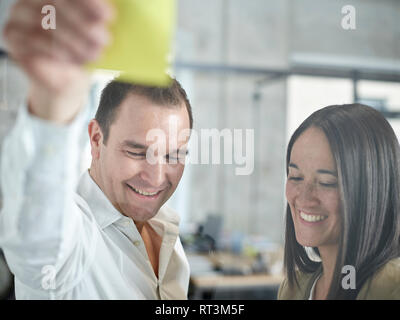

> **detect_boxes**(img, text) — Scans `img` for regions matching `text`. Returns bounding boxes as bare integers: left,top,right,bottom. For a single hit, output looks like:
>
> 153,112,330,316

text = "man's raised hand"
3,0,114,124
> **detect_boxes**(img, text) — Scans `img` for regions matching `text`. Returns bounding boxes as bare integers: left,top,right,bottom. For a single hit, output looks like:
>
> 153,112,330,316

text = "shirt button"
122,220,130,227
133,240,141,246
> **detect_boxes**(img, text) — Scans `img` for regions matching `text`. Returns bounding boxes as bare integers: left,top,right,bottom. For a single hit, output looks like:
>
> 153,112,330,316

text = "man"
0,0,192,299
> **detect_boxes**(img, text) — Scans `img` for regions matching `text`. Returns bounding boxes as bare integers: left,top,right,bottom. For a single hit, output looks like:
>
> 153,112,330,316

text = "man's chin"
122,205,160,222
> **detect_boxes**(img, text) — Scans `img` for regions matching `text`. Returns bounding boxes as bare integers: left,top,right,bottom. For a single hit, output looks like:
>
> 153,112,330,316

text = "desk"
190,273,283,300
187,252,284,300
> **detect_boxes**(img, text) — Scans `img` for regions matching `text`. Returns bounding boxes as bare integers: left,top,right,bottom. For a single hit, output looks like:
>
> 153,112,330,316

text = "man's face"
91,93,190,222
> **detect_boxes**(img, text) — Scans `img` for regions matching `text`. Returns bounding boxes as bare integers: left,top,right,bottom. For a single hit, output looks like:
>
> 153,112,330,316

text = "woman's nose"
297,182,319,205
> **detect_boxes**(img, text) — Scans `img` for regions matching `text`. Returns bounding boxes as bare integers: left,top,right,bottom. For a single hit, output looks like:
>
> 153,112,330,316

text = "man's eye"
127,151,146,157
165,153,187,163
165,154,179,162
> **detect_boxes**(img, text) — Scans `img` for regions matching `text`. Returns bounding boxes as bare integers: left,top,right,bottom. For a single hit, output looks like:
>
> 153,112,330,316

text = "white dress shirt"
0,104,190,299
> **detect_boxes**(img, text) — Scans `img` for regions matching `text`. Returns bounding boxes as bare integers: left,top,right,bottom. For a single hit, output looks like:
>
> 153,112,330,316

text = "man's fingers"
6,25,71,64
68,0,116,22
7,24,101,65
55,9,110,49
52,25,105,63
7,1,41,29
2,0,113,96
55,0,111,48
4,0,110,66
3,0,41,46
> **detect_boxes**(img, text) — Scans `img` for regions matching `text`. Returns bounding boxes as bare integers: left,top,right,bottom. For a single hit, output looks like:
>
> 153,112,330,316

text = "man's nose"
141,158,166,188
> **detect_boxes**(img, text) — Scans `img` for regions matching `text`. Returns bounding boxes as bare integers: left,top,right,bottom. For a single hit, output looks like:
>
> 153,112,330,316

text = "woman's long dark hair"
284,104,400,299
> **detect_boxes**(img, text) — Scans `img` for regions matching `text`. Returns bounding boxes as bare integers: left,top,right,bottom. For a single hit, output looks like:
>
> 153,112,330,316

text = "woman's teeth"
300,211,327,222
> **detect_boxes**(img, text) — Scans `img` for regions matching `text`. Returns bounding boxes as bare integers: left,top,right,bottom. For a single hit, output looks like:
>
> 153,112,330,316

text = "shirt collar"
76,170,123,229
76,170,180,233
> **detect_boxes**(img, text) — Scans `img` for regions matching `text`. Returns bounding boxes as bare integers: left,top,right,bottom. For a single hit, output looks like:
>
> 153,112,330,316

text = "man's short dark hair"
95,78,193,144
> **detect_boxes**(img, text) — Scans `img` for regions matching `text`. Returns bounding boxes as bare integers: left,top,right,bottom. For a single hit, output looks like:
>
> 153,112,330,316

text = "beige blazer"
278,258,400,300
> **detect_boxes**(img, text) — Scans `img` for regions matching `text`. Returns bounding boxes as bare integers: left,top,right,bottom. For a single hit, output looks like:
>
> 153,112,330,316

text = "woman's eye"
288,176,303,181
319,182,338,188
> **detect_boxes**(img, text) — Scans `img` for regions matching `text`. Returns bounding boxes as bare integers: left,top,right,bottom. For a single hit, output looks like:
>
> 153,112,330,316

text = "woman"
278,104,400,300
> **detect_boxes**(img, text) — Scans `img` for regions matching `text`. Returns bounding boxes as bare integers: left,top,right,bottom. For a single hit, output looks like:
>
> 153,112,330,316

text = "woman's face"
286,127,341,248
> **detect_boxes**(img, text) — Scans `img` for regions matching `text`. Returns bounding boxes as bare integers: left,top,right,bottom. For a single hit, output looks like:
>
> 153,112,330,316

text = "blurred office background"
0,0,399,300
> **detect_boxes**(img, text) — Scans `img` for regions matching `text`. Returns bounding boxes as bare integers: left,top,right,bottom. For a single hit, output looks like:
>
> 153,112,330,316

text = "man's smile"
126,183,163,199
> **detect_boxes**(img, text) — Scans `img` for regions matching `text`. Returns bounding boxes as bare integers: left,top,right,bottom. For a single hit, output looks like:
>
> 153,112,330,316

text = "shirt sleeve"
0,102,95,296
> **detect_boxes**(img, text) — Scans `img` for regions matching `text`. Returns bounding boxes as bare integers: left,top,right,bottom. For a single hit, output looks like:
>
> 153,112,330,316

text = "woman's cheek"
285,181,296,204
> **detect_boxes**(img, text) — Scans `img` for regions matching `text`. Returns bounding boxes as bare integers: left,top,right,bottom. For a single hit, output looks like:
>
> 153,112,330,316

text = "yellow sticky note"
88,0,176,86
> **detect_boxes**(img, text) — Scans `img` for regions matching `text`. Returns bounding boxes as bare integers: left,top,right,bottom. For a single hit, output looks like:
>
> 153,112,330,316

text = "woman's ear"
88,119,103,159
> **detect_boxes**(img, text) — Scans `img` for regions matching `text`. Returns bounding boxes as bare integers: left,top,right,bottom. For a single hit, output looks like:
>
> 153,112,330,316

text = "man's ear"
88,119,103,159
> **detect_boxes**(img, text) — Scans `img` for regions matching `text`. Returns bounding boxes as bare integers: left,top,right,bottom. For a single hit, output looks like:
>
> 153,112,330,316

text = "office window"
287,75,353,140
358,80,400,138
